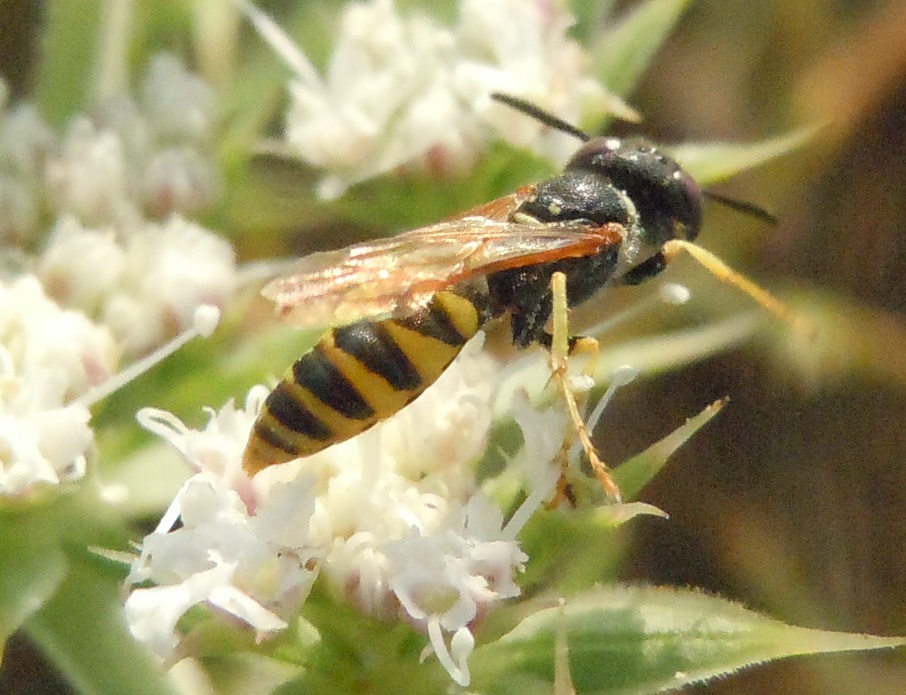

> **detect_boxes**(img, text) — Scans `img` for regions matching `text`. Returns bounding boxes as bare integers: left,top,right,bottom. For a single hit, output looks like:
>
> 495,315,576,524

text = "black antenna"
703,191,777,225
490,92,590,143
492,92,777,226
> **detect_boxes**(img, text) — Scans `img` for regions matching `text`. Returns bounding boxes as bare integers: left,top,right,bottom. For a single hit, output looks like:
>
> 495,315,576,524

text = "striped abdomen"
242,283,494,475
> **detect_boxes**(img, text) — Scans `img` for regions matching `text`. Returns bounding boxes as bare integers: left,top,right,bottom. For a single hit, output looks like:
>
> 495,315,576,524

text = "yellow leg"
548,272,622,504
662,239,815,338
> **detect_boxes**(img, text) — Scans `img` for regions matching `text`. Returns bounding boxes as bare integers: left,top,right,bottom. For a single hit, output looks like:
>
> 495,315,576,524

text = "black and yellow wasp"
242,93,795,499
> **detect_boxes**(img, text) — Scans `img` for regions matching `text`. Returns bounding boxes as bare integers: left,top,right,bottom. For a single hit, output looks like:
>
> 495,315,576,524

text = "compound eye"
672,169,704,239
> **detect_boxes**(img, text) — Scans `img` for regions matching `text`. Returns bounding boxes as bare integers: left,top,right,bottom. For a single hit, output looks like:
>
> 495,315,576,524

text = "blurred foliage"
613,2,906,695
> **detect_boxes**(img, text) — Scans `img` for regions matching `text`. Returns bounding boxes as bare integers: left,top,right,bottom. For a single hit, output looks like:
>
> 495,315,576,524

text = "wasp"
242,93,800,500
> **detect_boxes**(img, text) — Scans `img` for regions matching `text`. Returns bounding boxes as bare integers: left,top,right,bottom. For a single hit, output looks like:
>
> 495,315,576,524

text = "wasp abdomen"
242,284,493,475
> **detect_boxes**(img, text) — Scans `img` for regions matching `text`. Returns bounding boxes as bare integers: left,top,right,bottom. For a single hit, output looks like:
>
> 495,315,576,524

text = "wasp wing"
263,214,623,328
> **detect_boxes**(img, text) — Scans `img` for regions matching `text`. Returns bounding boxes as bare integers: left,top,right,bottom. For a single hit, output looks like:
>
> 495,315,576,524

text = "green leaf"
472,585,906,695
613,397,727,501
263,593,452,695
591,0,694,98
761,287,906,390
669,126,820,187
516,508,638,597
0,504,68,660
34,0,104,126
570,1,618,47
25,552,179,695
0,488,176,694
331,143,559,233
593,313,764,380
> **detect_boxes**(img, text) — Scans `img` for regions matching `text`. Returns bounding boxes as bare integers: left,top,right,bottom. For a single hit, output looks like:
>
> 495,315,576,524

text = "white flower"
0,275,118,401
38,214,237,356
103,215,236,355
36,216,125,315
137,54,220,216
42,53,219,228
246,0,626,198
0,53,235,494
140,54,217,142
45,116,133,225
127,390,320,659
5,51,229,358
125,475,318,660
141,145,220,219
0,275,117,496
0,397,92,496
1,54,219,254
385,494,527,686
137,387,267,487
127,337,545,684
0,81,55,244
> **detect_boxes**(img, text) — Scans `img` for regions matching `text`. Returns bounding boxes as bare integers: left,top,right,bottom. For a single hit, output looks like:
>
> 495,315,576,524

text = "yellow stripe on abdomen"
242,285,491,475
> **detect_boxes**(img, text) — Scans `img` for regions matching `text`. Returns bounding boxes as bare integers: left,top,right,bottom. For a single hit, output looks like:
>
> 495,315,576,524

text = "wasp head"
566,137,703,247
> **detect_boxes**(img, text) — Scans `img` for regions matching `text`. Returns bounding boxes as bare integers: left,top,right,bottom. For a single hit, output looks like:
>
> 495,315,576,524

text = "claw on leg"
548,272,622,504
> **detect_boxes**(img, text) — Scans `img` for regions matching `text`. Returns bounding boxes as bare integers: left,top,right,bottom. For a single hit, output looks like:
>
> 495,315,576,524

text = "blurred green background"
1,0,905,693
614,1,906,694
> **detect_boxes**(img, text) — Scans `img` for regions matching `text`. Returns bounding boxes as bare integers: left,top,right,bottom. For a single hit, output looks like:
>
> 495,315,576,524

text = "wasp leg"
661,239,815,337
547,271,622,504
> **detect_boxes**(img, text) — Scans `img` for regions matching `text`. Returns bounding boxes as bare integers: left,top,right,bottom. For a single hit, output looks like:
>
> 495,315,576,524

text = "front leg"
546,271,622,504
625,241,814,336
620,249,669,286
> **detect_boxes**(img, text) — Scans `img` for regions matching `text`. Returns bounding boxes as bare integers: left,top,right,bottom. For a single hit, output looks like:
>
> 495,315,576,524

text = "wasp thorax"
515,168,634,227
566,136,703,246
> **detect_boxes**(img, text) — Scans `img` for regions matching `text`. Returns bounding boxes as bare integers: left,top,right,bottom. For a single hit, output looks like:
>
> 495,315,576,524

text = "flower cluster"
0,276,114,495
32,54,233,356
126,388,319,660
245,0,633,198
0,56,236,496
125,338,570,685
47,54,220,227
37,214,235,356
122,3,651,684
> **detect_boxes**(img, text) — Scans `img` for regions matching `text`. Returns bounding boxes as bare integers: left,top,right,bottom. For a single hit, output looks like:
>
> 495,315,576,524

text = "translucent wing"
263,211,624,328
